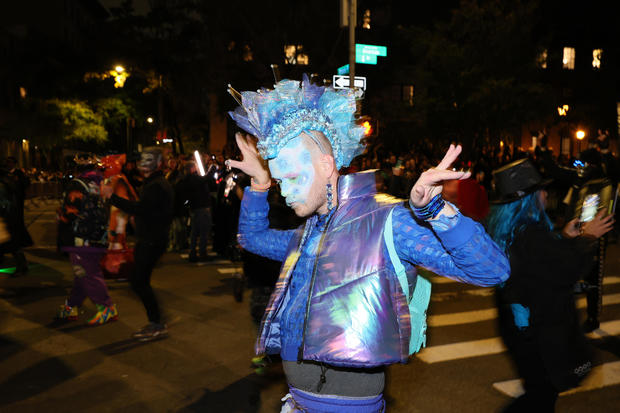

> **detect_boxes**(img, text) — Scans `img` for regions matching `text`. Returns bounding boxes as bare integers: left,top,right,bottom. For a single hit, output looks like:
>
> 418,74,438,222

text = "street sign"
337,64,350,75
332,75,366,90
355,43,387,65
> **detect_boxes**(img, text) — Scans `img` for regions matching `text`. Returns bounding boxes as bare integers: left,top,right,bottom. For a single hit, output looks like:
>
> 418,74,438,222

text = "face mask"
268,138,315,208
138,152,159,172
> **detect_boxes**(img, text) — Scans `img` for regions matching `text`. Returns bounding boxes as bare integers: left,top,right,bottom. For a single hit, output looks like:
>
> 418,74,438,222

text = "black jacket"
498,224,596,391
111,171,174,243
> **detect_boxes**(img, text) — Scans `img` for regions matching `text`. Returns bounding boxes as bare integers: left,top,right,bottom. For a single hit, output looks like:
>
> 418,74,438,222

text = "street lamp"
576,130,586,154
147,117,154,124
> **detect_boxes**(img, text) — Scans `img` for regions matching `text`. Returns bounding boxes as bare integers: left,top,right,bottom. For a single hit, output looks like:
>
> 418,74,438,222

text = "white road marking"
428,293,620,327
419,320,620,364
417,337,506,363
429,275,620,286
217,268,243,274
493,361,620,398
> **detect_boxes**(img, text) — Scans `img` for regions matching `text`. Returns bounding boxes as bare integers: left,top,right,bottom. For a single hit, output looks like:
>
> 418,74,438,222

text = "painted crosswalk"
217,267,243,274
493,360,620,398
428,292,620,327
418,320,620,364
418,271,620,401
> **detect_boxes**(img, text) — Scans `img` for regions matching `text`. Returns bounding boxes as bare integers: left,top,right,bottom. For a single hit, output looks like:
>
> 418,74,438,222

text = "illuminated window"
562,47,575,70
402,85,414,106
592,49,602,69
284,45,309,65
538,49,547,69
363,9,371,29
297,53,309,65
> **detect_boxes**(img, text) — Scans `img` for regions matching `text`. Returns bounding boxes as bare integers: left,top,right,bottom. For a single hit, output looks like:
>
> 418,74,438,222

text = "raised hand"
226,133,270,185
410,144,471,208
582,210,615,239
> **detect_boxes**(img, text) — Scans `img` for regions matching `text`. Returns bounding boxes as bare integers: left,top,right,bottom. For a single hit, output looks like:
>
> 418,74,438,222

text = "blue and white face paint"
268,137,316,212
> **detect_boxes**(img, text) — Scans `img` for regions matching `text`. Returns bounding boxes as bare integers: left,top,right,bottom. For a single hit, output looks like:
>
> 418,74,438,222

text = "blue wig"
486,191,553,254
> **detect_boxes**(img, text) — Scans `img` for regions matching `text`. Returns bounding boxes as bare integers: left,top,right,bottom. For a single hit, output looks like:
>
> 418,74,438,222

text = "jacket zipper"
297,213,335,363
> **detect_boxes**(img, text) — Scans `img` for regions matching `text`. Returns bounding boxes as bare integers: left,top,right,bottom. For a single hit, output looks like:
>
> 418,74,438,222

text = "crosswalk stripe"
419,320,620,364
586,319,620,338
417,337,505,363
429,275,620,286
493,360,620,398
428,293,620,327
217,267,243,274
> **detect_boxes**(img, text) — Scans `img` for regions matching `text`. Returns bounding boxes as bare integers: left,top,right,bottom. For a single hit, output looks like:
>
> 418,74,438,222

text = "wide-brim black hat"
491,158,553,204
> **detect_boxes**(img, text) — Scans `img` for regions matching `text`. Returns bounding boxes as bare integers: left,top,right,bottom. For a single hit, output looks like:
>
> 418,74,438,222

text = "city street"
1,199,619,412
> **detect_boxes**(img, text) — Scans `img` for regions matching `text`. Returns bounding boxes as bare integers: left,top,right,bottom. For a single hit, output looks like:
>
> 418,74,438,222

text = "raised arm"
228,133,295,262
392,205,509,286
397,144,509,286
238,187,295,262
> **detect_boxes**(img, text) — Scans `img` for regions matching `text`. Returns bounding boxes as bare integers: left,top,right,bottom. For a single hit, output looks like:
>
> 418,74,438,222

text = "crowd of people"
1,80,618,410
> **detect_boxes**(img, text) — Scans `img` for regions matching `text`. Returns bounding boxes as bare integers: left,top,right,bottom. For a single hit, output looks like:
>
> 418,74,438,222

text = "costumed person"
102,147,174,341
487,159,614,412
1,156,32,276
226,75,510,412
100,154,139,280
56,157,118,325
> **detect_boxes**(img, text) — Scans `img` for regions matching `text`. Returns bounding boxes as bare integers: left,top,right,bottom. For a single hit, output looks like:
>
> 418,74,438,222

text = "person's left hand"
410,144,471,207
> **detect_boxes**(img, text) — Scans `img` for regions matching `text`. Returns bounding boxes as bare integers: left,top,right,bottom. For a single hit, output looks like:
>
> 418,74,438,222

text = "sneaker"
87,304,119,325
132,322,168,341
56,301,78,320
251,356,267,368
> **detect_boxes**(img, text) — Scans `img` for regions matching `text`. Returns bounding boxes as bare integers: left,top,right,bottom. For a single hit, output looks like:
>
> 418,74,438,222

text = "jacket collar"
337,170,378,202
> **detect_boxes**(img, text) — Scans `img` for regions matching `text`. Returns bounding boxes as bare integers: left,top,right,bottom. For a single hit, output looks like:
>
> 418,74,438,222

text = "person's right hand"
226,133,270,185
581,210,615,239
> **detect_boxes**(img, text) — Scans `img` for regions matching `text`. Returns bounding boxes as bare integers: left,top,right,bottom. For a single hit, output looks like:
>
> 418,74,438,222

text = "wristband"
412,194,446,221
250,178,271,191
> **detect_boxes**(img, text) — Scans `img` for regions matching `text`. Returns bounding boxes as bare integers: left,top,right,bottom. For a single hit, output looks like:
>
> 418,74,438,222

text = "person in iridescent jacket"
226,75,510,413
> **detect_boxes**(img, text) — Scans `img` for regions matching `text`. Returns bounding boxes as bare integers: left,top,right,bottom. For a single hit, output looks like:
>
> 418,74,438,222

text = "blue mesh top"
238,188,509,361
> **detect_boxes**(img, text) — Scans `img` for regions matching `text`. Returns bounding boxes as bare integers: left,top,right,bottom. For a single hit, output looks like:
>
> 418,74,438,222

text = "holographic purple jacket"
241,171,509,368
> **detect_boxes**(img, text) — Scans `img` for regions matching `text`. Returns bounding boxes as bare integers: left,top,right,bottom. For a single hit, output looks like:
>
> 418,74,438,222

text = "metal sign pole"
349,0,356,90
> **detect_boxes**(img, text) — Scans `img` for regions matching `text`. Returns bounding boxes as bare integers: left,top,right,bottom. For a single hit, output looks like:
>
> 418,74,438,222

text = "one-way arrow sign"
333,75,366,90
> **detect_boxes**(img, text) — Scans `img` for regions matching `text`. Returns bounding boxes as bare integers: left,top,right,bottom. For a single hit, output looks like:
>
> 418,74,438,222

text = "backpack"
385,207,432,356
70,178,108,243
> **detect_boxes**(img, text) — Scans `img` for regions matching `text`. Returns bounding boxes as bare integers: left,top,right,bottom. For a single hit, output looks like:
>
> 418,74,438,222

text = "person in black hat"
487,158,613,412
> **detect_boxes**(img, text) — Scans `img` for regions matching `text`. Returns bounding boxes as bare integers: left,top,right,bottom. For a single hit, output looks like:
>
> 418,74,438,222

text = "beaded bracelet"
411,194,446,221
250,178,271,191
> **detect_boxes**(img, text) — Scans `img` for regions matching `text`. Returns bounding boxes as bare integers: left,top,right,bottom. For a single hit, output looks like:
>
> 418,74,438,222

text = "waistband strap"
287,386,385,413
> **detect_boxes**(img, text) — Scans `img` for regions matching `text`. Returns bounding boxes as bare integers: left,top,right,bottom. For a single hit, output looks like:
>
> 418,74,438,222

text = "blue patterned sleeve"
237,187,296,262
392,204,510,286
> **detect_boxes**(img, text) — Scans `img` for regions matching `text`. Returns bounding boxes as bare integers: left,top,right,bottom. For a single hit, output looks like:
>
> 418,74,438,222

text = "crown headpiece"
227,74,365,169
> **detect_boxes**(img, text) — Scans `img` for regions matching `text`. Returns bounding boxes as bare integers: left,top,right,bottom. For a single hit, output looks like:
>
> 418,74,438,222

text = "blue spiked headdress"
227,74,365,169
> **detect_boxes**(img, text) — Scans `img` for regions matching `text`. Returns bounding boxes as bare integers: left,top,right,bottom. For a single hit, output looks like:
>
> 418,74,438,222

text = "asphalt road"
0,198,618,412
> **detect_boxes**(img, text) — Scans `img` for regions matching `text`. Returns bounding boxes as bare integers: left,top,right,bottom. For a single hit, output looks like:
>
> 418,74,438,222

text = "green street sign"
355,43,387,65
337,64,350,75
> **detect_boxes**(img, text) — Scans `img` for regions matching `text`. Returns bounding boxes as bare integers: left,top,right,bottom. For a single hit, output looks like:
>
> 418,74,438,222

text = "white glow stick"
194,150,205,176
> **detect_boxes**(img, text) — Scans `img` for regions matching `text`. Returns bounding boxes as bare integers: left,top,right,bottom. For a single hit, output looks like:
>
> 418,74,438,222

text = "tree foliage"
394,0,552,146
45,99,107,144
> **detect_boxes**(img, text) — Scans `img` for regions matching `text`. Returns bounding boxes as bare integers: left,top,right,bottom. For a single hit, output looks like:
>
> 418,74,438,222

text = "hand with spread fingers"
581,210,615,239
410,144,471,211
226,132,271,185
